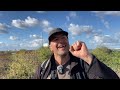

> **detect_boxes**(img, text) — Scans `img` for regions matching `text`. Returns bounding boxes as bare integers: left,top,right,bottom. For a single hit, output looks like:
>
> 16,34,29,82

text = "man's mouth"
57,45,66,48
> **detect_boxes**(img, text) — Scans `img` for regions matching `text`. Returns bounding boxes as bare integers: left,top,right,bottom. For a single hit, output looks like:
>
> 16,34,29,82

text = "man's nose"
58,38,63,43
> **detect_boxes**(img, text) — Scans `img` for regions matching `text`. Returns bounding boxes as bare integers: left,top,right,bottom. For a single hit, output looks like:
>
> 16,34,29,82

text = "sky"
0,11,120,51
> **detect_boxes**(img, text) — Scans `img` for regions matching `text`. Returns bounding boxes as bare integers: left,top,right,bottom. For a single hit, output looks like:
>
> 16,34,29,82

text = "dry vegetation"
0,46,119,79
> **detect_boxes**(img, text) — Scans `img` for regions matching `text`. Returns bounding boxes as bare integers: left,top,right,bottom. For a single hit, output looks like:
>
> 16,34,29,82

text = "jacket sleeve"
84,54,119,79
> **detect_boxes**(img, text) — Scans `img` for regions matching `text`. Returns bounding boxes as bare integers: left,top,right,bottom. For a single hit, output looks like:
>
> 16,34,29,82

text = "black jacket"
34,52,119,79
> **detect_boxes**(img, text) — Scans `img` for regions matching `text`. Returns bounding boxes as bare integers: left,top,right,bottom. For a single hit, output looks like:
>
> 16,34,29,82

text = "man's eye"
53,38,58,41
62,37,65,39
62,36,67,40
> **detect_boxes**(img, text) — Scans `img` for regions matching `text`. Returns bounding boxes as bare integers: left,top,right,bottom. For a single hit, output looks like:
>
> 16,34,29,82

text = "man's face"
49,33,69,56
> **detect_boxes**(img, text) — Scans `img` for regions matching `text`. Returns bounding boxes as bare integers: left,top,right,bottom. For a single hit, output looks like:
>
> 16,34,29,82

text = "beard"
52,43,70,57
57,48,69,57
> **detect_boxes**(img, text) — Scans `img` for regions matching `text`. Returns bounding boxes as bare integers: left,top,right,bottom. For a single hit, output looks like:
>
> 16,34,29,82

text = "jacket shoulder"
33,59,50,79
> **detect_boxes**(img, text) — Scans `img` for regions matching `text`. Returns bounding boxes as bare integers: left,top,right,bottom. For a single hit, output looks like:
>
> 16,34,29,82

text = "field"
0,46,120,79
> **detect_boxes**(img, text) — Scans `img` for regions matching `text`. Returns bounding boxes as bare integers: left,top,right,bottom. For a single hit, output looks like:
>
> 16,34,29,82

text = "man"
34,28,119,79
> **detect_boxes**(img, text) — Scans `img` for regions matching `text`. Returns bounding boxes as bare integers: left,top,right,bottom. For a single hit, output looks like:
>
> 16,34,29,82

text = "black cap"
48,28,68,43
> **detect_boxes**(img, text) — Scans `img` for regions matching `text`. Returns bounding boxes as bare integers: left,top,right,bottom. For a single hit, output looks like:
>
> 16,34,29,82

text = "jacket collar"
49,52,79,70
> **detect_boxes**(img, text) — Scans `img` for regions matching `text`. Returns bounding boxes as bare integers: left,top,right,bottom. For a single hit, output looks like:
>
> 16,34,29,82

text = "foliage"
6,50,40,79
0,46,120,78
6,47,51,79
0,52,12,79
36,47,52,63
92,46,112,62
92,46,120,76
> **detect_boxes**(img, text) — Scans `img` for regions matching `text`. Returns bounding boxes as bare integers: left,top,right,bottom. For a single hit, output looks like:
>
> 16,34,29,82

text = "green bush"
6,47,52,79
92,46,111,61
6,50,41,79
4,46,120,78
36,47,52,63
92,46,120,76
6,58,37,79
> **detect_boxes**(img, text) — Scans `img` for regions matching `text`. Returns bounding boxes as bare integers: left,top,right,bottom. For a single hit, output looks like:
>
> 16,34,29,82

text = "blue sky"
0,11,120,51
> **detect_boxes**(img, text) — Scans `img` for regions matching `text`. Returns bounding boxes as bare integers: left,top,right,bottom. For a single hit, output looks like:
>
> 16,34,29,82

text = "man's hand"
69,41,93,65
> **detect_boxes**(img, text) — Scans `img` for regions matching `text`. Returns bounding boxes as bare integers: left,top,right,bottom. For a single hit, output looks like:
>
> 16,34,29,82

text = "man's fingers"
77,41,79,46
69,46,74,52
75,41,82,50
70,41,84,52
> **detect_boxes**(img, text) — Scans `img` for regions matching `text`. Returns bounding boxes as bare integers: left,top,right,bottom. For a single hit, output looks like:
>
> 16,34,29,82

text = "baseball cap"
48,28,68,43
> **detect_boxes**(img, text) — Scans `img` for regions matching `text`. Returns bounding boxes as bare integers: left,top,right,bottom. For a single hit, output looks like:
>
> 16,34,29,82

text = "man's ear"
49,44,53,52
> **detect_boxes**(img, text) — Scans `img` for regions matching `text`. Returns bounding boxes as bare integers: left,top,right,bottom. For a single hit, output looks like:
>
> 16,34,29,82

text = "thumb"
69,46,74,53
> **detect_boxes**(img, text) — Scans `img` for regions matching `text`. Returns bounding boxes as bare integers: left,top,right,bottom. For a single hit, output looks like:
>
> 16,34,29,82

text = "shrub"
6,47,51,79
36,47,52,63
6,58,37,79
6,50,40,79
92,46,120,77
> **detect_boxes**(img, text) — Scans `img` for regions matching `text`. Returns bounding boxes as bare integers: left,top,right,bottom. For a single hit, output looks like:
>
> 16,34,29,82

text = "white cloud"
0,23,10,30
69,11,77,17
66,11,77,22
68,23,93,36
30,34,42,39
9,36,18,40
66,16,70,21
20,38,44,49
91,34,119,45
11,16,53,33
115,32,120,42
25,16,39,27
11,16,54,33
102,20,110,29
92,29,102,36
89,34,120,49
12,19,26,29
36,11,46,13
92,11,120,16
30,41,40,47
40,20,53,33
91,12,110,29
12,16,39,29
0,23,10,34
43,43,49,47
68,23,81,35
0,42,5,46
29,39,43,47
99,16,110,29
43,27,53,33
41,20,50,27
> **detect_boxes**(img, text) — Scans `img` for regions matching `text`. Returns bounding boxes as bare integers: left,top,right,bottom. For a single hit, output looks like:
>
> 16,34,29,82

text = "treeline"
0,46,120,79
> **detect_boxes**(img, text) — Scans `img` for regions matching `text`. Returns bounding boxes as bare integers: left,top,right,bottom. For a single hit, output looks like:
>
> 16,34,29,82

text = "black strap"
50,57,58,79
40,60,49,79
40,56,59,79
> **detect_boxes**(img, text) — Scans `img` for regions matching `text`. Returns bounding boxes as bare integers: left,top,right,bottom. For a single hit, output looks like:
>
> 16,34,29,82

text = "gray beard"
57,51,68,57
